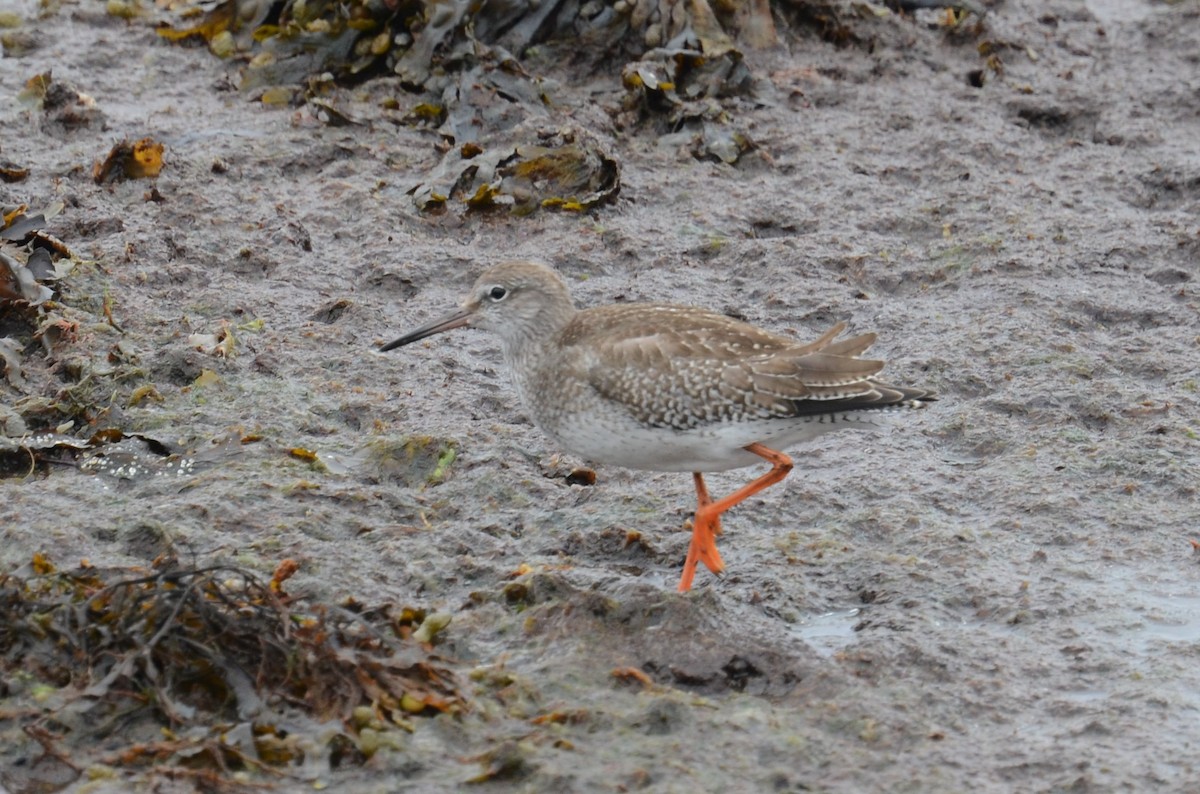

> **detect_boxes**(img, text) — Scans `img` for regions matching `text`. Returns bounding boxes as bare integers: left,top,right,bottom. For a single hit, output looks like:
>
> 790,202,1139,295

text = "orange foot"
678,472,725,592
678,510,726,592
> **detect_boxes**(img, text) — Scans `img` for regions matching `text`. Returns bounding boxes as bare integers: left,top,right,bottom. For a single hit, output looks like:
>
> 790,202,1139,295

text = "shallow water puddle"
1084,0,1153,26
791,607,861,657
1126,590,1200,651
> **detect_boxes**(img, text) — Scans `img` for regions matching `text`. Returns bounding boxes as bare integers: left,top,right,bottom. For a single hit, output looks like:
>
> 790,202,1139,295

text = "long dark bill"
379,308,473,352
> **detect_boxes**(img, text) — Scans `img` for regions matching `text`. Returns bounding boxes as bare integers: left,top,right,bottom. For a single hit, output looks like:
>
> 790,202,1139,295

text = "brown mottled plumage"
381,261,935,591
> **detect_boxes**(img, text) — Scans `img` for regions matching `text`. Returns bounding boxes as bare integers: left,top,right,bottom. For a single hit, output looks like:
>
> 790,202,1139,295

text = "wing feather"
569,305,928,430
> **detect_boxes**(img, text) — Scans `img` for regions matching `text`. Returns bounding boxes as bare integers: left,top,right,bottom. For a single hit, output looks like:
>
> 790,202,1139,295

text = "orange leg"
693,471,723,540
677,443,794,593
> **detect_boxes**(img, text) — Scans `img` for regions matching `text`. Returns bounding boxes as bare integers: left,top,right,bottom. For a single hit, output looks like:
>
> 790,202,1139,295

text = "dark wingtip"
886,385,937,408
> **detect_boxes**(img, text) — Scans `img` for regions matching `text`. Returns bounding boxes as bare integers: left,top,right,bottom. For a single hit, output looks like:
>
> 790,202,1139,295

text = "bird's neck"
499,305,574,430
499,302,576,363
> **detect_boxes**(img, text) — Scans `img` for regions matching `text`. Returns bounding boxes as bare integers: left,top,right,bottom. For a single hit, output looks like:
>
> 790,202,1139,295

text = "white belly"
543,410,893,473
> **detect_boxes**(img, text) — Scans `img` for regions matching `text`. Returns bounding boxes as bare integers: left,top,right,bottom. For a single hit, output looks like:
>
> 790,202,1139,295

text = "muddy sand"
2,0,1199,791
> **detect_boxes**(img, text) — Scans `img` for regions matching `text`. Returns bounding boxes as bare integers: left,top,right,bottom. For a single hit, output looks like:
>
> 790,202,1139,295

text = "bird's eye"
487,285,508,302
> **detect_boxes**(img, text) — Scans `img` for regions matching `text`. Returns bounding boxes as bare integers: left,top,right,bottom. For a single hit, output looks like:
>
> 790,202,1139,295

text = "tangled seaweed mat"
0,554,463,791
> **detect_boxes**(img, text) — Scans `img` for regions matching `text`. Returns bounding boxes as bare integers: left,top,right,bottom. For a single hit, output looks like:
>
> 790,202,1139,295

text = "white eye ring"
487,285,508,302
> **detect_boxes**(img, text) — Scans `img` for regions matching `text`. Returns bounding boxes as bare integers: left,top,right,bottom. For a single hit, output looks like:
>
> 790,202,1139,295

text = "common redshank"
380,261,934,591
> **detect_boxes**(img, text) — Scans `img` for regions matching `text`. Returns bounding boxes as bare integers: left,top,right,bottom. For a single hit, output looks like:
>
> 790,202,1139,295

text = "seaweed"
0,554,466,790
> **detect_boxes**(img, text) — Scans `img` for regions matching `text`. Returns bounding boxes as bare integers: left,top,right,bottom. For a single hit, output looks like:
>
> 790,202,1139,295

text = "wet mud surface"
2,0,1199,791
